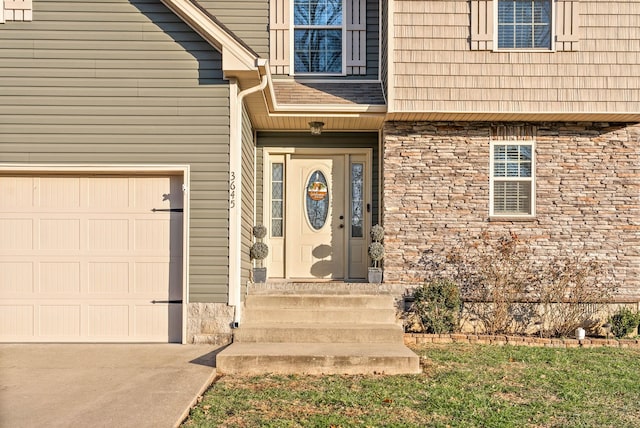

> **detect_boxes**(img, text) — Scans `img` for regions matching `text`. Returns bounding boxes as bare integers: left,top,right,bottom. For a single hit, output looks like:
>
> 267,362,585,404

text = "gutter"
229,60,269,327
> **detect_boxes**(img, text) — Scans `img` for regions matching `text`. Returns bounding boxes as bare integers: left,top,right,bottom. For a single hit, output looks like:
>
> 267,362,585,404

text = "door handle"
366,203,371,213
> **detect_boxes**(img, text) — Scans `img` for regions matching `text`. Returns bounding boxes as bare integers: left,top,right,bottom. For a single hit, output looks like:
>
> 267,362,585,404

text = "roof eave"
160,0,259,74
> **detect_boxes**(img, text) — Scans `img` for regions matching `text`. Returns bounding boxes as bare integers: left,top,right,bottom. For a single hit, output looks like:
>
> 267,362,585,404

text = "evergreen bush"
410,279,461,334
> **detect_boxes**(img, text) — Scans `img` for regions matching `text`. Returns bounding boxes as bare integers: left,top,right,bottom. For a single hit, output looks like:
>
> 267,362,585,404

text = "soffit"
386,112,640,123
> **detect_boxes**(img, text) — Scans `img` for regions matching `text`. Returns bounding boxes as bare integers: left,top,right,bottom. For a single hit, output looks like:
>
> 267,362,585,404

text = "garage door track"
0,344,219,428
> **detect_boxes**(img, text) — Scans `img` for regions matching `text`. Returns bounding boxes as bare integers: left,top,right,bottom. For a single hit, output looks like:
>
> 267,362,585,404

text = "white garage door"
0,174,184,343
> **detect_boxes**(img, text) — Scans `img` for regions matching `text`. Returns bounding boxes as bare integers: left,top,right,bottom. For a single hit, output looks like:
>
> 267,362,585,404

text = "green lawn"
183,344,640,427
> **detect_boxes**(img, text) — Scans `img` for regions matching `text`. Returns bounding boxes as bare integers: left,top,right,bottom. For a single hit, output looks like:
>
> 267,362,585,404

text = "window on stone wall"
490,142,535,216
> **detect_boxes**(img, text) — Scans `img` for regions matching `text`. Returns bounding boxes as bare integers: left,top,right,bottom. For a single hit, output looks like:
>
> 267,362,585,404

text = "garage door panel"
38,177,81,209
1,262,34,294
40,219,80,250
135,218,170,252
88,305,129,337
88,219,130,251
40,305,81,337
0,305,34,337
170,218,184,256
87,262,129,294
0,218,33,250
39,262,81,294
0,174,184,343
0,177,34,209
134,261,171,295
87,177,130,210
135,305,169,337
133,176,175,210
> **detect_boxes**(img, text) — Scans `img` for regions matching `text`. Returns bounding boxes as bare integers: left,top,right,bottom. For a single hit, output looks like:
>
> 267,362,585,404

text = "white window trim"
489,141,536,218
290,0,347,76
493,0,556,52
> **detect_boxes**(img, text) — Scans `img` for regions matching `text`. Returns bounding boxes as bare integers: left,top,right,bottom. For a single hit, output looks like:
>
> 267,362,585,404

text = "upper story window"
294,0,343,74
497,0,552,49
490,142,535,217
470,0,580,52
270,0,367,76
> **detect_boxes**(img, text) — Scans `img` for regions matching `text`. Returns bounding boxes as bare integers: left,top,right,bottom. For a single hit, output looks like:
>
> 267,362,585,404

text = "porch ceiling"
241,78,387,132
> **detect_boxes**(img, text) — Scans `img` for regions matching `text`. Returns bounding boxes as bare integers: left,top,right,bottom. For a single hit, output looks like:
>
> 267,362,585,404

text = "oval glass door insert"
306,170,329,230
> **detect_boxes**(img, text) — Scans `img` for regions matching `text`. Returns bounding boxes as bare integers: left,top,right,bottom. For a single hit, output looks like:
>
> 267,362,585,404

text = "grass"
182,344,640,427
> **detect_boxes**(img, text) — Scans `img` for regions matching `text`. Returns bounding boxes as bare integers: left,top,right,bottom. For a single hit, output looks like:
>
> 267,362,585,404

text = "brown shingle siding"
391,0,640,115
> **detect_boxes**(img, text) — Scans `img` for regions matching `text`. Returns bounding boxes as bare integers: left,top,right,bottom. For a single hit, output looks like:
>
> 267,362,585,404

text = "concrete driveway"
0,344,221,428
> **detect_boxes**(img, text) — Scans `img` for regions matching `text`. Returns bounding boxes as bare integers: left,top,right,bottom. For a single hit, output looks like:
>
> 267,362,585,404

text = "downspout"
229,63,268,327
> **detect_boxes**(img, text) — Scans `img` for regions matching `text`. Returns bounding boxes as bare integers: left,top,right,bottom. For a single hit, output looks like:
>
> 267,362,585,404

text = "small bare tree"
413,231,617,337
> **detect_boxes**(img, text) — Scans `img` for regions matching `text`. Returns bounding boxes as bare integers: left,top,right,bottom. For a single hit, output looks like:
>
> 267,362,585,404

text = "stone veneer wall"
382,122,640,300
186,303,235,345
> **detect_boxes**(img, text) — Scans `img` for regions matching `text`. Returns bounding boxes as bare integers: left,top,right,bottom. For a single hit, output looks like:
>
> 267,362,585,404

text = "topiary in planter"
250,242,269,262
368,242,385,268
253,225,267,240
370,224,384,242
368,224,385,283
250,224,269,282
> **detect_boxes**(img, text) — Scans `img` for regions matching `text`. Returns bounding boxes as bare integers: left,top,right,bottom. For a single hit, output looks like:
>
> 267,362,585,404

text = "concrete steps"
216,283,421,375
233,323,404,343
217,343,420,375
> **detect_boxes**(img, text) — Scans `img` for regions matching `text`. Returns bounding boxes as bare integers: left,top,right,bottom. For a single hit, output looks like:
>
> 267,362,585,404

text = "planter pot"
368,267,383,284
253,267,267,283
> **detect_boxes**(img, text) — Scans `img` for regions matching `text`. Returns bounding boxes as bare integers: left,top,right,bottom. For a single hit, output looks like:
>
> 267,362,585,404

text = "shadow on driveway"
0,344,224,428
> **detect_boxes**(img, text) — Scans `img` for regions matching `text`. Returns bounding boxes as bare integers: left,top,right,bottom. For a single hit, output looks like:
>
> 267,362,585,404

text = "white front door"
286,155,346,278
266,150,370,280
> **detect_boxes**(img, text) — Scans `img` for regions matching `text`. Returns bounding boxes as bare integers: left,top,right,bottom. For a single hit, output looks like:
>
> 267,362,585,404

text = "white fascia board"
271,104,387,114
160,0,258,72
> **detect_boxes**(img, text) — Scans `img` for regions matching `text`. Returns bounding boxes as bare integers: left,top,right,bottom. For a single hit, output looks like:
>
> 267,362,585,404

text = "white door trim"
0,164,190,344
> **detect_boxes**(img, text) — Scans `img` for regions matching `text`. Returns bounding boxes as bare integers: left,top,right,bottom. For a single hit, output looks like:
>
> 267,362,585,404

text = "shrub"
609,307,640,338
409,279,461,334
413,231,617,337
370,224,384,242
253,224,267,239
368,224,385,268
536,257,613,337
368,242,385,267
251,224,269,269
250,242,269,261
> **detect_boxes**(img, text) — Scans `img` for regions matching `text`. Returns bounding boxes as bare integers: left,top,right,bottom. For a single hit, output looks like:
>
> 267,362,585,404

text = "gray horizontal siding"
365,0,380,80
0,0,232,304
241,106,256,294
198,0,269,58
